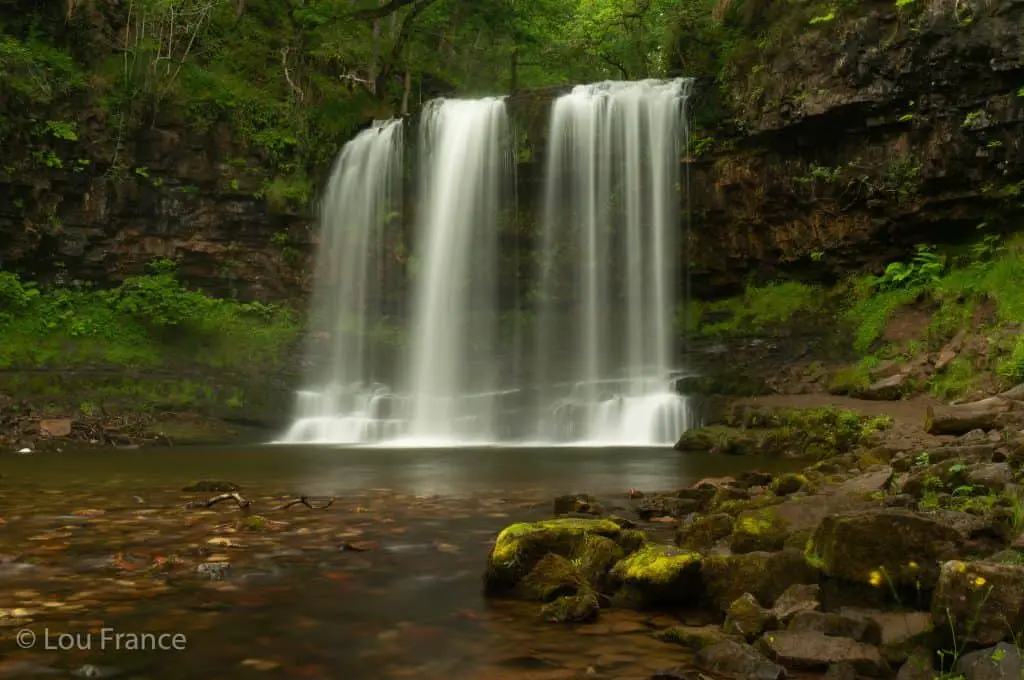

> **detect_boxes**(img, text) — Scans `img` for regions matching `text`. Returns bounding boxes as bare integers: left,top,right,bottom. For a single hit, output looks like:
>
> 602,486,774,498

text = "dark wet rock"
735,470,775,488
771,473,808,496
654,624,736,649
771,583,821,623
896,650,935,680
540,592,599,623
954,642,1022,680
964,462,1014,492
649,668,710,680
677,512,733,550
758,630,888,676
932,560,1024,647
723,593,775,640
483,518,634,596
702,549,819,611
553,493,602,516
637,495,702,520
809,509,962,588
823,662,858,680
787,611,882,645
609,544,703,607
839,608,933,663
182,480,239,492
694,640,787,680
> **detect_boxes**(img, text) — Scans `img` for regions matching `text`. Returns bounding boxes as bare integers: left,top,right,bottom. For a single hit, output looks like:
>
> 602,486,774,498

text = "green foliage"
930,356,978,400
0,263,299,370
692,281,824,337
808,10,836,24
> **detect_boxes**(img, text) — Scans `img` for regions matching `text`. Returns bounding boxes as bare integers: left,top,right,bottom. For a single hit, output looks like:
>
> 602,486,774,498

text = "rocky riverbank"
482,399,1024,680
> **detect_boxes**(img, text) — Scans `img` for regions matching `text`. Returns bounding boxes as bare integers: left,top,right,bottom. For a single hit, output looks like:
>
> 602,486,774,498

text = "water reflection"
2,445,800,497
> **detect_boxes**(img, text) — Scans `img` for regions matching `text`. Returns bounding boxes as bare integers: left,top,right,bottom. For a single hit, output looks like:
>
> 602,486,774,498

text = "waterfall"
401,97,513,443
280,80,698,447
532,78,696,445
281,119,404,444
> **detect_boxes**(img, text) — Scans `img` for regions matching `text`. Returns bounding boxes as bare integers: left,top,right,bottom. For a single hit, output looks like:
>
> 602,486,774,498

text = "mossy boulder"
609,544,703,607
516,553,589,601
675,425,759,454
484,518,635,596
677,512,734,550
772,473,810,496
540,593,599,623
702,549,820,611
731,507,791,553
810,510,962,589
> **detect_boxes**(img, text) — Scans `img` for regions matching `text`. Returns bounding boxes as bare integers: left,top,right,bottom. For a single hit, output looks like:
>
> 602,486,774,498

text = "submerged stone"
540,592,599,623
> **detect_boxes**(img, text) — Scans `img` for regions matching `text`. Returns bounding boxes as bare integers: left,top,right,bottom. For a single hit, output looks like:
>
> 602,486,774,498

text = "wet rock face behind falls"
482,416,1024,679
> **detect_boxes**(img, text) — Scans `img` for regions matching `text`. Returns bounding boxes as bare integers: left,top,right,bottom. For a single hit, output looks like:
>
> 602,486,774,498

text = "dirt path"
735,393,942,429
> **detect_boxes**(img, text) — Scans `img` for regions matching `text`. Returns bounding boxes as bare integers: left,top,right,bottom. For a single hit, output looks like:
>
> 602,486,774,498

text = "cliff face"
2,0,1021,305
684,0,1024,296
0,120,313,302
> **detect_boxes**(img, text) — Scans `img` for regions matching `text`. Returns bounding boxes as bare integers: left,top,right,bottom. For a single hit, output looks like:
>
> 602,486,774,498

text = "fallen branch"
273,496,336,511
185,492,251,509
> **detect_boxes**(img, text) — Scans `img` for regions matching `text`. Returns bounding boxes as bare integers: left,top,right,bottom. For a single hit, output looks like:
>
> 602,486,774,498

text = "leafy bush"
693,281,824,336
0,263,299,370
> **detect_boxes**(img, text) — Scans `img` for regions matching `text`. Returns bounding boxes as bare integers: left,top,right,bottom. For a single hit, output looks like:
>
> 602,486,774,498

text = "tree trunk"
924,397,1019,435
400,64,411,115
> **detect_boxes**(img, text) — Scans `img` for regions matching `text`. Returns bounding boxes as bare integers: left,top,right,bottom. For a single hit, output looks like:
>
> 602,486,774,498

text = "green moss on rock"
540,592,600,623
516,553,588,601
484,518,631,597
609,544,704,607
731,507,790,553
678,513,734,550
702,549,820,611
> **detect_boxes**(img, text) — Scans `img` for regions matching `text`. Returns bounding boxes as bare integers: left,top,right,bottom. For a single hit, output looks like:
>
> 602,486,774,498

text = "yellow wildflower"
868,569,883,587
973,576,986,588
907,561,918,570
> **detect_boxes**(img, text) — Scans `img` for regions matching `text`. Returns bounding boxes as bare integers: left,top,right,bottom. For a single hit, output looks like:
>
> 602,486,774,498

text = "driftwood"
185,492,252,509
271,496,336,511
925,397,1018,436
184,493,335,512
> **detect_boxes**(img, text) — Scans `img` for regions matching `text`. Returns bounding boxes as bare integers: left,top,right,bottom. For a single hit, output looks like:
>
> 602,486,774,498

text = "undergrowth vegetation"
688,231,1024,398
0,260,299,370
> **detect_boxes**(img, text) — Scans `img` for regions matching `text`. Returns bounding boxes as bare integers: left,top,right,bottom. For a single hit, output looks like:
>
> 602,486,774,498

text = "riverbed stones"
723,593,775,640
786,611,881,645
694,640,786,680
771,584,821,623
931,560,1024,647
809,509,962,588
757,630,888,676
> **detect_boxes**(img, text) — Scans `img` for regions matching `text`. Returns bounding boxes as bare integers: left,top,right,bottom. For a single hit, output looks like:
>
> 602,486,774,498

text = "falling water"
532,79,695,444
402,98,513,444
281,119,404,444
